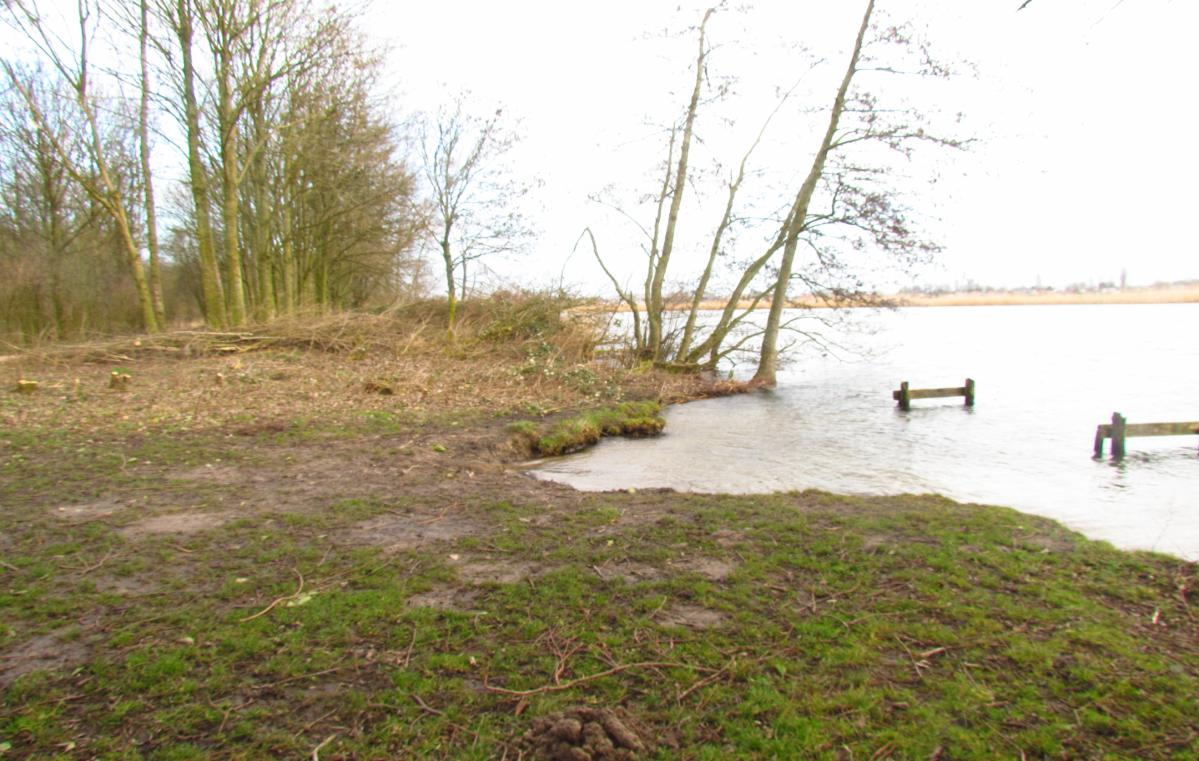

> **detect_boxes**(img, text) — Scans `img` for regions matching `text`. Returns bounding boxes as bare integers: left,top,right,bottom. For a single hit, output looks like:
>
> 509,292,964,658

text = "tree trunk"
753,0,874,386
281,203,296,314
177,0,225,328
114,206,160,332
139,0,165,327
677,167,744,360
441,233,457,339
647,8,712,360
251,109,275,321
219,45,246,326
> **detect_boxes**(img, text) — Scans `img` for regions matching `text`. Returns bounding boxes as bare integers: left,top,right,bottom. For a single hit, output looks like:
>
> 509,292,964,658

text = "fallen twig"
310,734,335,761
895,636,929,679
401,626,417,669
77,548,116,575
678,656,737,702
411,693,444,716
240,568,305,623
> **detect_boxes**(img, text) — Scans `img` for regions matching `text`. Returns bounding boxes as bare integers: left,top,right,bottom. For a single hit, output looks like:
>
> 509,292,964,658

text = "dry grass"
0,296,736,443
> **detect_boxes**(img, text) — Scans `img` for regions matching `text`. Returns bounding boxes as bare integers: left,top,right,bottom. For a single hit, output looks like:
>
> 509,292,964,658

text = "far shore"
569,283,1199,313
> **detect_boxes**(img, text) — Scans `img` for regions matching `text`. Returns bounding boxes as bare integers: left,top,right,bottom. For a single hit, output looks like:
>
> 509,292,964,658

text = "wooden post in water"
893,379,972,409
1094,413,1199,456
1110,412,1127,459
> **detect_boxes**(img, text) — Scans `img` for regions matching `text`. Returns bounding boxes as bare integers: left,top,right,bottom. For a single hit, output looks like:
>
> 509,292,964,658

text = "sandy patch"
453,557,540,584
121,511,231,537
53,498,125,522
346,512,482,551
657,604,725,629
406,585,481,611
675,557,736,581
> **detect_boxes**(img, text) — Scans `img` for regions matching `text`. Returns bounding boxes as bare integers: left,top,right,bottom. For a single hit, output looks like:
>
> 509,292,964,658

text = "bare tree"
137,0,166,326
418,98,534,338
751,0,876,385
3,0,160,333
163,0,226,327
275,42,419,313
0,77,132,341
592,1,963,382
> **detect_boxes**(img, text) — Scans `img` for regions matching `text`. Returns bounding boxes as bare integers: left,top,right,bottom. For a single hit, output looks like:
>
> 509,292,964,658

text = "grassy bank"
510,401,665,457
2,303,1196,759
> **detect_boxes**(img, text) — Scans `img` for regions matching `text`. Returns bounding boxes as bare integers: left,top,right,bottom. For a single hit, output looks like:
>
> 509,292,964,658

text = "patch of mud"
120,511,230,537
519,706,661,761
97,575,159,597
861,534,892,551
406,584,481,611
710,529,745,548
0,630,89,688
452,557,540,584
171,464,246,485
657,604,725,630
674,557,735,581
346,512,481,551
592,562,664,583
53,498,125,522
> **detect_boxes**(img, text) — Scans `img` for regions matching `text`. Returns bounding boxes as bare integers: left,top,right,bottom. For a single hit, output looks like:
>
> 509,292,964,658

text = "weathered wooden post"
1110,412,1126,458
898,381,910,411
1094,414,1199,456
964,378,975,408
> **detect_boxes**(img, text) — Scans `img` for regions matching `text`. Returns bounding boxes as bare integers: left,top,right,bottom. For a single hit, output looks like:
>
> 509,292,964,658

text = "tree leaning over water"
596,0,964,381
752,0,875,385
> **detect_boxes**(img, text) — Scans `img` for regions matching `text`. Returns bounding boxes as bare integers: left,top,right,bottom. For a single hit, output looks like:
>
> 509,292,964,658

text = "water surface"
534,304,1199,560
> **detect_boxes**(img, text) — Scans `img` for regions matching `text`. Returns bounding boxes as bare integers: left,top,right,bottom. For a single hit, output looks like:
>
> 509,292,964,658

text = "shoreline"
566,284,1199,314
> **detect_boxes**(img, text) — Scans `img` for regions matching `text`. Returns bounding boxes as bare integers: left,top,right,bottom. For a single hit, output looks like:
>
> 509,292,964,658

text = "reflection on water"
534,304,1199,560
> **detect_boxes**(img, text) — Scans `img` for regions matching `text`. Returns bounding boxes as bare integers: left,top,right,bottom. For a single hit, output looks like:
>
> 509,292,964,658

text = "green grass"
527,401,665,456
2,418,1197,759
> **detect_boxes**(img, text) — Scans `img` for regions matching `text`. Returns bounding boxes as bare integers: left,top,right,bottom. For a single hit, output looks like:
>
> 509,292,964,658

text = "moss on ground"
527,401,666,456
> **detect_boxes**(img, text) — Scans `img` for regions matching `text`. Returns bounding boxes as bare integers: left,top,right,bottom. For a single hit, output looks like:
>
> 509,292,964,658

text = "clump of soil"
520,706,657,761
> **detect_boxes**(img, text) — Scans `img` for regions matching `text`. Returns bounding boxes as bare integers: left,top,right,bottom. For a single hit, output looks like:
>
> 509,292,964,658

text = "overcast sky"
372,0,1198,293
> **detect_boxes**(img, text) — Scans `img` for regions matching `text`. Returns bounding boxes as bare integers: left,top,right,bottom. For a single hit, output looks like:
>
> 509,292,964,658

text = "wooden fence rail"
893,378,975,411
1093,412,1199,457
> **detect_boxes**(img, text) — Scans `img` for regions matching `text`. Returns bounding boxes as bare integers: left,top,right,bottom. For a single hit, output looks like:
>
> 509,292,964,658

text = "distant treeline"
1,0,423,345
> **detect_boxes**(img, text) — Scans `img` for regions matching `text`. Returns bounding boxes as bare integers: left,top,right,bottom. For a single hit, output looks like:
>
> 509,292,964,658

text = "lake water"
534,304,1199,560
